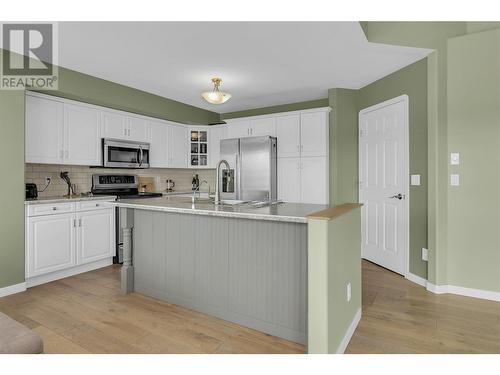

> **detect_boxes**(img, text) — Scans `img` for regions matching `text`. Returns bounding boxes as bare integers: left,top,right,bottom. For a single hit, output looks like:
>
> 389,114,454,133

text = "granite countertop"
111,196,328,223
25,195,117,205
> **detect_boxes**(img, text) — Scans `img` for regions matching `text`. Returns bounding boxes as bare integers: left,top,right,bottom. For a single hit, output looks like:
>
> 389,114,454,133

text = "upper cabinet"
26,95,101,166
64,103,101,166
102,111,149,143
226,116,276,138
300,111,329,157
26,95,65,164
128,116,149,143
209,124,228,168
169,123,188,168
148,119,170,168
276,114,301,158
226,118,251,139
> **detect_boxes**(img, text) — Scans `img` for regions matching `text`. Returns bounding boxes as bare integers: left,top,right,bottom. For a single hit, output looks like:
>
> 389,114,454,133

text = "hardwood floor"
1,260,498,353
347,261,500,354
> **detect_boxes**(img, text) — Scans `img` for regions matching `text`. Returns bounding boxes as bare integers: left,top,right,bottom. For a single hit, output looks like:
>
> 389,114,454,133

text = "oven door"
103,139,150,168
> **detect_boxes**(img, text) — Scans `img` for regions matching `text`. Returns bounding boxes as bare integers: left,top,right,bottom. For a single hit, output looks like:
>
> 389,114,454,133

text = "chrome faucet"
214,159,230,205
192,180,209,203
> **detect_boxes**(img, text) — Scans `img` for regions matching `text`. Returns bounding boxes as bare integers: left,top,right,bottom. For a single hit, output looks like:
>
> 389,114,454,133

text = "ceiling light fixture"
201,77,231,104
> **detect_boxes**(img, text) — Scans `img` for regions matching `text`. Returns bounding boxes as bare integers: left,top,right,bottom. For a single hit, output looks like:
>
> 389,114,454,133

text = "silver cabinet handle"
79,218,82,227
73,219,76,227
52,207,57,211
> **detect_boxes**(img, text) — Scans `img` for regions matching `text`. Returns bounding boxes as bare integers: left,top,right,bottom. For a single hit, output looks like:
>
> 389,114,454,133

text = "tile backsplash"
26,164,216,198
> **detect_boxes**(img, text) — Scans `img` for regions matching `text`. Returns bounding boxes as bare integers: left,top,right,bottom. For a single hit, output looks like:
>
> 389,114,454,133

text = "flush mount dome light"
201,77,231,104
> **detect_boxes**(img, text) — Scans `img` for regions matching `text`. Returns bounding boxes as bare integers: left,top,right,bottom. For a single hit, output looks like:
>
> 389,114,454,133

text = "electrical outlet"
346,282,351,302
422,248,429,262
44,176,51,185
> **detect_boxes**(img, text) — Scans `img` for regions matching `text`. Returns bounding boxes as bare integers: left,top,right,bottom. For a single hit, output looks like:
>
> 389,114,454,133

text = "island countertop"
111,196,328,223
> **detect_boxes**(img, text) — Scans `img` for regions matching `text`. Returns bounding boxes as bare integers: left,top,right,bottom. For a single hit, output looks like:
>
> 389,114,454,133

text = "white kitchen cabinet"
188,127,210,168
149,120,170,168
276,114,301,158
300,111,328,157
250,117,276,137
25,95,64,164
209,124,228,167
226,119,251,138
300,157,328,204
77,208,115,265
64,103,101,166
128,116,150,142
169,123,188,168
25,200,115,286
101,110,128,139
26,213,76,277
277,157,301,203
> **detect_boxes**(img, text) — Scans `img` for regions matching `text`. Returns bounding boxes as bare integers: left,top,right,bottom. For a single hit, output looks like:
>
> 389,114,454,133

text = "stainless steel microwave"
102,138,150,169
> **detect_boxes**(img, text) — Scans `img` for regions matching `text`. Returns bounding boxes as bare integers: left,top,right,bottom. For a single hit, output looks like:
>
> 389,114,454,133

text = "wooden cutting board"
138,177,156,193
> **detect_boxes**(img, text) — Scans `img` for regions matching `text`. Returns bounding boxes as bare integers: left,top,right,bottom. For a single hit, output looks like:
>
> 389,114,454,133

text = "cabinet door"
169,124,188,168
25,95,64,164
128,116,149,142
300,111,328,157
276,114,301,158
277,157,301,203
27,213,76,277
300,157,328,205
149,120,169,168
64,103,101,166
250,117,276,137
77,208,115,265
101,111,128,139
209,125,228,168
226,119,251,138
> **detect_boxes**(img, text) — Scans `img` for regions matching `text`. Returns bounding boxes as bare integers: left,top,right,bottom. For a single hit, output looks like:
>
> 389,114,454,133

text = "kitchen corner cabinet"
26,200,115,286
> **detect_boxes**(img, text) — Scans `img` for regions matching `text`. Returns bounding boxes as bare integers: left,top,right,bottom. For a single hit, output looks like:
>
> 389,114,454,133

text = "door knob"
389,193,404,200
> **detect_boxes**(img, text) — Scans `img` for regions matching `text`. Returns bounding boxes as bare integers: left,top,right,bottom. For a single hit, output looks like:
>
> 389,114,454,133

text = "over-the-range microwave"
102,138,150,169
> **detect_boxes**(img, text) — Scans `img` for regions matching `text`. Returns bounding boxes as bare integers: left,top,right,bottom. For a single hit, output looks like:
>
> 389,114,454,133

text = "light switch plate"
450,174,460,186
451,153,460,165
411,174,421,186
422,248,428,261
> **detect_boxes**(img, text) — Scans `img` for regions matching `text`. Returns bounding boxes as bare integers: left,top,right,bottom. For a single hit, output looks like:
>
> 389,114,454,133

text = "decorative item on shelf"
165,179,175,192
201,77,231,104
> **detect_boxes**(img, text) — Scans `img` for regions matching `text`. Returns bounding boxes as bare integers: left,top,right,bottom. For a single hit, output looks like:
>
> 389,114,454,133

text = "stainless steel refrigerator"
219,136,277,201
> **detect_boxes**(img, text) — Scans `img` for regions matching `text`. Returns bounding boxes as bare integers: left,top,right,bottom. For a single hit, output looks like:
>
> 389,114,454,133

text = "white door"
27,213,76,277
128,116,149,142
300,111,328,157
250,117,276,137
300,157,328,205
226,119,251,138
101,111,128,139
64,103,101,166
276,114,301,158
25,95,64,164
209,124,228,167
169,124,188,168
359,95,409,276
149,120,169,167
77,208,115,265
277,157,301,203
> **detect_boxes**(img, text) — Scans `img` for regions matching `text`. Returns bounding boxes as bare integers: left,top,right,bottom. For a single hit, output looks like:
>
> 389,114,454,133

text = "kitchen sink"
218,199,248,206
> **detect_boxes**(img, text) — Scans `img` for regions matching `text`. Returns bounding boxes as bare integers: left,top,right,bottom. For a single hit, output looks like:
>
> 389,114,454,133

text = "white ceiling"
57,22,431,113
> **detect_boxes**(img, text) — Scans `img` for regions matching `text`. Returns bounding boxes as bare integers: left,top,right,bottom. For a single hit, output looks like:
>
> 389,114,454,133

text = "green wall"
308,209,362,353
357,59,428,278
220,98,329,119
0,87,25,289
446,29,500,292
38,66,219,125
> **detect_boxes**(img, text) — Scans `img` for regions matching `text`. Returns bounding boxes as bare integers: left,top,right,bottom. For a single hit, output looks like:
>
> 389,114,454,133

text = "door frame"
358,94,410,278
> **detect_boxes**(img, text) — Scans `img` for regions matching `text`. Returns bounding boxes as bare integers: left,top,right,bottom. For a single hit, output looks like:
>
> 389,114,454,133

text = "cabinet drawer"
76,200,114,212
27,202,75,217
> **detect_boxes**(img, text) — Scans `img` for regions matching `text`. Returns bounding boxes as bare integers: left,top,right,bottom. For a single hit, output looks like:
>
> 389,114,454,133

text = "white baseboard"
426,282,500,302
0,282,27,298
406,272,427,287
26,258,113,288
336,308,362,354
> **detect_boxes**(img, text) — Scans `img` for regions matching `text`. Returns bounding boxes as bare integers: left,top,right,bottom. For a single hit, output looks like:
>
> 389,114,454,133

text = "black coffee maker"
26,183,38,199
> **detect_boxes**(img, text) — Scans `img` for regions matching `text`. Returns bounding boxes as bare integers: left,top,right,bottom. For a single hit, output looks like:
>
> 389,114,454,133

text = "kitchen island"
112,197,362,350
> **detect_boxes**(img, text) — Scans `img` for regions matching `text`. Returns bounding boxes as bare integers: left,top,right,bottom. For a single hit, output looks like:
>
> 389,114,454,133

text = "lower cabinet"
26,202,115,286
